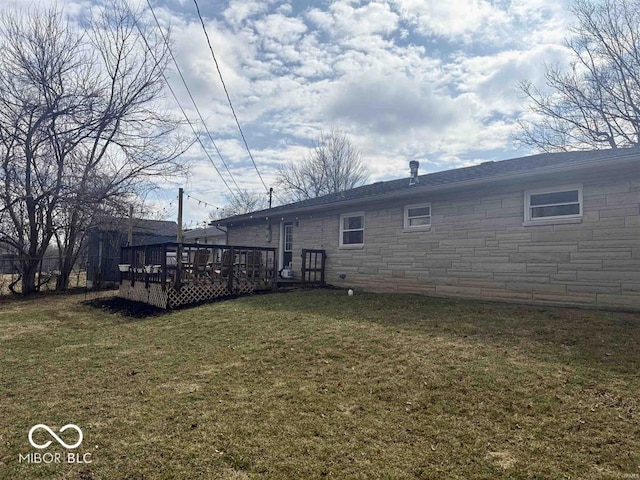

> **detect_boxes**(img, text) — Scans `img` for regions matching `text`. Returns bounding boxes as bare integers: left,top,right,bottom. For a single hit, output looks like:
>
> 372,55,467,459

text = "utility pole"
268,187,273,209
177,187,184,243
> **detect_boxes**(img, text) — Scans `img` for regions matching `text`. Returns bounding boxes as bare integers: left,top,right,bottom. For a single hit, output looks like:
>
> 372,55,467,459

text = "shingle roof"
217,147,639,224
92,216,178,236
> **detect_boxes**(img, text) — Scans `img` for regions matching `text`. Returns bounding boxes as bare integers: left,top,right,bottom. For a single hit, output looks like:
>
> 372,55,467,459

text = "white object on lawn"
348,289,354,296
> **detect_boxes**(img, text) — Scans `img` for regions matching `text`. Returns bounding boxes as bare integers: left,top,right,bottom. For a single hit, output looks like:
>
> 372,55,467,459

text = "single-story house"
215,148,640,309
183,225,227,245
87,216,178,288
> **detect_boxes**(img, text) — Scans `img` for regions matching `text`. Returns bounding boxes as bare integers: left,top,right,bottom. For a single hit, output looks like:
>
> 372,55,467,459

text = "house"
87,216,178,288
215,148,640,309
183,225,226,245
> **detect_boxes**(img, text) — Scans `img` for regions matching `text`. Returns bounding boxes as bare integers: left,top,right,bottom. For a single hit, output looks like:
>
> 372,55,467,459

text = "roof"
216,147,640,225
92,216,178,237
183,225,226,239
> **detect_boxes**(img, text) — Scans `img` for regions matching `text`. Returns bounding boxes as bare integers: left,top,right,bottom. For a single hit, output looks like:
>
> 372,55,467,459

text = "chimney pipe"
409,160,419,185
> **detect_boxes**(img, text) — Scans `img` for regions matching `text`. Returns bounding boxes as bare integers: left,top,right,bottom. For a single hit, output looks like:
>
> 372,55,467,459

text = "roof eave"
219,154,637,225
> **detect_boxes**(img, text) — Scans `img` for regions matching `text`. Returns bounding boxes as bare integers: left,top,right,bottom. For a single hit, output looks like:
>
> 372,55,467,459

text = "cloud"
307,1,399,38
391,0,511,43
326,72,463,135
222,0,271,28
447,43,573,115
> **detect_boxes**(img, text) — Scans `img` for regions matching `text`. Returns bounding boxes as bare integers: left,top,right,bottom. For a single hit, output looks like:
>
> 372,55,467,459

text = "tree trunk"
20,257,39,295
55,265,71,291
56,253,75,291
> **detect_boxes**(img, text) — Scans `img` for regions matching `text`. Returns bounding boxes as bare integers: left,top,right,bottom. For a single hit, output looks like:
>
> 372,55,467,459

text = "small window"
525,186,582,222
404,203,431,229
340,212,364,246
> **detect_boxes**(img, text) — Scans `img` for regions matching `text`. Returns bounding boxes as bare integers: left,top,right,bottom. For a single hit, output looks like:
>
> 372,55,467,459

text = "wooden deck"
118,243,278,309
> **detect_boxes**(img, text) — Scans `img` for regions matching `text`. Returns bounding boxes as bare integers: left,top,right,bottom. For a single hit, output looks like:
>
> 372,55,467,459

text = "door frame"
278,221,293,271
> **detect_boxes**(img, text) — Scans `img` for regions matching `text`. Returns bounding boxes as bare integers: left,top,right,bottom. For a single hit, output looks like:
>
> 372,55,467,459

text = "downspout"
215,224,228,244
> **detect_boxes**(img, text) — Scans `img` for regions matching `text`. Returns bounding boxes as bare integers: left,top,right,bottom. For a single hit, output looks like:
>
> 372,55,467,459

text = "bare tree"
0,3,188,294
209,189,269,220
516,0,640,151
276,130,369,201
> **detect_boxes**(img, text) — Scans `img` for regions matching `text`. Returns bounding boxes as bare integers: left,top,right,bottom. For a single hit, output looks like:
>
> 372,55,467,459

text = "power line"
192,0,270,194
145,0,242,197
137,0,242,204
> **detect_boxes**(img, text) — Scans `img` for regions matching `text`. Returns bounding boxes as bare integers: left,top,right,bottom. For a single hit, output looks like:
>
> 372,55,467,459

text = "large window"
525,186,582,222
404,203,431,230
340,212,364,247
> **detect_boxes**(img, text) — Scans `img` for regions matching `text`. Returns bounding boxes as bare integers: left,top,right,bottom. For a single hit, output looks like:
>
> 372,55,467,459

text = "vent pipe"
409,160,420,185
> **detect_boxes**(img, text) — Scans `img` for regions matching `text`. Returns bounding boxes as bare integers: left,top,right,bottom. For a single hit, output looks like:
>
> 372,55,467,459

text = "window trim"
283,223,293,252
403,203,432,231
524,185,583,225
339,212,365,248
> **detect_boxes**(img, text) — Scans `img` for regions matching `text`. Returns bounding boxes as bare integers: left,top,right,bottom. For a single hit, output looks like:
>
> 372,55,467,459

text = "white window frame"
524,185,583,225
339,212,365,248
283,223,293,252
404,203,431,231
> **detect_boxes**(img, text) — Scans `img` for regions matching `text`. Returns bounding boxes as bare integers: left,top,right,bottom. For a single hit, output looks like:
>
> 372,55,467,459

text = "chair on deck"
244,250,262,279
190,248,211,281
214,250,235,280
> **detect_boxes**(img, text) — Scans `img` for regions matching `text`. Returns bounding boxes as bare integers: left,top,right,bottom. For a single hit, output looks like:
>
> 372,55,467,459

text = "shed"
87,216,178,288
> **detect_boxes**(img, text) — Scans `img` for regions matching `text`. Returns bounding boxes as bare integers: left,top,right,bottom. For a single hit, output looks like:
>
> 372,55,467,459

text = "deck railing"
120,242,277,292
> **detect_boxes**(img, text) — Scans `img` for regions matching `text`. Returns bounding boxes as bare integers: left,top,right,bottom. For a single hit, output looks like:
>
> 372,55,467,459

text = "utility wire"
138,0,242,204
192,0,270,194
145,0,242,197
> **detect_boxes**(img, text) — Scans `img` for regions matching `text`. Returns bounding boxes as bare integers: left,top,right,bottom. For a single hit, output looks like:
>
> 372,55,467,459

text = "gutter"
214,224,228,244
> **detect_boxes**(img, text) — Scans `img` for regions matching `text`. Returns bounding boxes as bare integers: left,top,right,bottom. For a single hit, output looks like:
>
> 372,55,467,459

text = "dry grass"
0,271,87,296
0,289,639,479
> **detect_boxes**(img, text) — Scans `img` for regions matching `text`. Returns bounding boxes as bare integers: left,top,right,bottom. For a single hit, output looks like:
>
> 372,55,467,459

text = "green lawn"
1,289,639,479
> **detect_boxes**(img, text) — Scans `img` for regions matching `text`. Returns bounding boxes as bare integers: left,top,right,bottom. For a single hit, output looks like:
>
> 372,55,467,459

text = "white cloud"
326,71,463,135
391,0,511,43
307,1,399,38
222,0,271,29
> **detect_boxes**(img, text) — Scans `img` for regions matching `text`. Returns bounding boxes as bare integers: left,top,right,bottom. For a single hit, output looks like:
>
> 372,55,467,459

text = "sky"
0,0,577,227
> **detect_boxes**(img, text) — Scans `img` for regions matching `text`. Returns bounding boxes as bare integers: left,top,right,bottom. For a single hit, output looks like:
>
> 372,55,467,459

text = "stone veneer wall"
228,172,640,309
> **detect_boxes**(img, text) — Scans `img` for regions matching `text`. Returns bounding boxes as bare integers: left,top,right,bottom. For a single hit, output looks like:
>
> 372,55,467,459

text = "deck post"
144,245,150,288
161,243,167,291
174,243,182,290
227,247,235,293
301,250,307,285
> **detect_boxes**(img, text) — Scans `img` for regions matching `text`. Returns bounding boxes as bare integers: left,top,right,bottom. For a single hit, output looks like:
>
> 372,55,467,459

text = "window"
340,212,364,247
404,203,431,230
284,224,293,252
525,186,582,222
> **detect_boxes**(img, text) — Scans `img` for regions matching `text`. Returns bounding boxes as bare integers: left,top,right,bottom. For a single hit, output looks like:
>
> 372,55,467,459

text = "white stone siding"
227,173,640,309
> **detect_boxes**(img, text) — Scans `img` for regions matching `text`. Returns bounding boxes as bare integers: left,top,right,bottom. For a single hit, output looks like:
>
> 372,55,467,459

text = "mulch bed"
83,296,169,319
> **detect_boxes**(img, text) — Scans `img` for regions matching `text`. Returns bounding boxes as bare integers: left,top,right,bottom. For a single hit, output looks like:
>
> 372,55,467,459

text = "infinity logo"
28,424,83,450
